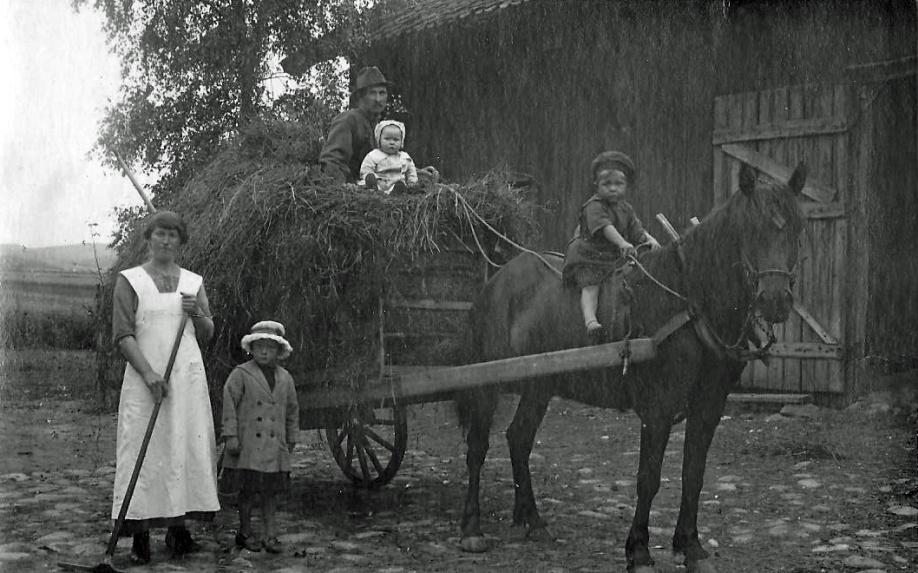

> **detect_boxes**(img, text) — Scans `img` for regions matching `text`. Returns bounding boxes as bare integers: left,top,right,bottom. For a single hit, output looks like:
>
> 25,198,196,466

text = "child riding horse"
456,162,807,573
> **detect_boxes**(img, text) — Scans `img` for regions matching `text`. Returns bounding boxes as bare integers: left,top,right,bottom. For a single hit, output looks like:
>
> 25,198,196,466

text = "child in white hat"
359,119,419,194
221,320,299,554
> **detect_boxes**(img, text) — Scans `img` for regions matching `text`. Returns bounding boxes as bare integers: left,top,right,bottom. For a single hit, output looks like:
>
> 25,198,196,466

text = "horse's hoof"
686,559,717,573
526,526,553,542
459,536,489,553
630,566,656,573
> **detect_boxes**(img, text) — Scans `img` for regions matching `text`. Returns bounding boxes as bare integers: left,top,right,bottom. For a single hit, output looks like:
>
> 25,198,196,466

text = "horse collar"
640,244,776,363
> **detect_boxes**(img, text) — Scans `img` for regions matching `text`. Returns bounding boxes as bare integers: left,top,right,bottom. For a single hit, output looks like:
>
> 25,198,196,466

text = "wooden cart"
296,246,656,488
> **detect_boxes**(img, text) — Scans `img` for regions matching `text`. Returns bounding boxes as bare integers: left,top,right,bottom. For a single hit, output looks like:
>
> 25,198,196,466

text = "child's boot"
364,173,378,191
235,532,262,552
391,180,408,195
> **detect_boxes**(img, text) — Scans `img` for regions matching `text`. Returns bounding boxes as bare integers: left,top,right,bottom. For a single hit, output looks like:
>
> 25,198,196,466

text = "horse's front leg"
672,366,738,573
506,388,552,539
460,389,498,553
626,414,672,573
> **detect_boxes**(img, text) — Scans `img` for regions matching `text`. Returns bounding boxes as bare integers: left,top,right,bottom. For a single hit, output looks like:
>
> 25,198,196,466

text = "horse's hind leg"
626,415,672,573
506,387,552,538
672,367,738,573
460,388,499,553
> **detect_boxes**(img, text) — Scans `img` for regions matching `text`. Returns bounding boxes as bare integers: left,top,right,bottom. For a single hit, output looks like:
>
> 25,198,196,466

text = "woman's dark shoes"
364,173,378,191
130,531,151,565
235,532,262,552
262,537,282,554
165,525,200,556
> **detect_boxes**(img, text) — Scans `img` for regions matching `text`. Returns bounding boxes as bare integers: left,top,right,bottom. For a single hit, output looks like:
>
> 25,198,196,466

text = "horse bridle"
741,251,796,297
627,243,796,363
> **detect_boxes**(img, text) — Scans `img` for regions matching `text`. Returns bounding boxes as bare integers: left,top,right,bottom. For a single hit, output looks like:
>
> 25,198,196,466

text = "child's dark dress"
221,360,299,499
563,195,649,288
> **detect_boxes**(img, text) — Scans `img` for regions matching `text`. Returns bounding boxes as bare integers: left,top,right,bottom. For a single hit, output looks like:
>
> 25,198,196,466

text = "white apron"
112,266,220,520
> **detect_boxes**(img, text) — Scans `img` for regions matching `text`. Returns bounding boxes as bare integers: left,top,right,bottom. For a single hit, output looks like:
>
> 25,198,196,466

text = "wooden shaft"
113,149,156,214
301,337,656,410
105,315,187,557
655,213,681,242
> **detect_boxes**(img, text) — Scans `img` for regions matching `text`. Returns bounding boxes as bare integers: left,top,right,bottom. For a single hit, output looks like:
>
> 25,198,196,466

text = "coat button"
270,433,275,438
257,401,263,406
257,417,262,422
256,433,261,438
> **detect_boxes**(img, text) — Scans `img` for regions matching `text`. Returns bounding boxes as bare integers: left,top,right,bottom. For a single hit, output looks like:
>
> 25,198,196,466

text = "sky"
0,0,145,248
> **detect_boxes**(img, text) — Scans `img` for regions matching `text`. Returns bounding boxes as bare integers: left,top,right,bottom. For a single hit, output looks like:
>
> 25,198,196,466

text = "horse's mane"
633,178,804,330
689,179,805,248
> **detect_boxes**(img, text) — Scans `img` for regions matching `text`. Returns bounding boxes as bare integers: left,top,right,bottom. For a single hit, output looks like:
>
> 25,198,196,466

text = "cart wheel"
325,403,408,488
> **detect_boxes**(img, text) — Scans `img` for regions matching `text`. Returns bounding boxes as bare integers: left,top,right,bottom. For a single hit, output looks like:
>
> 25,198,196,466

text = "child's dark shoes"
235,532,262,552
262,537,282,554
364,173,378,191
391,180,408,195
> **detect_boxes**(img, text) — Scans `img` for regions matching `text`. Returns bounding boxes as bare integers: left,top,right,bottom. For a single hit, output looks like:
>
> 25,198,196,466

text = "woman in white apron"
110,211,219,564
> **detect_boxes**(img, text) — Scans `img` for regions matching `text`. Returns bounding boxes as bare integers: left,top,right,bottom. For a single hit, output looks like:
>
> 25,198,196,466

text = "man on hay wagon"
319,66,439,186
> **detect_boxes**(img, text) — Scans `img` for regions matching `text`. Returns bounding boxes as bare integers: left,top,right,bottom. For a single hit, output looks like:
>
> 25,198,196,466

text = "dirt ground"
0,349,916,573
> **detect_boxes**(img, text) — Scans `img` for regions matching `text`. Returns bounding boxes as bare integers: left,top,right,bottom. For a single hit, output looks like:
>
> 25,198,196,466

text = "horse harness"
616,238,785,370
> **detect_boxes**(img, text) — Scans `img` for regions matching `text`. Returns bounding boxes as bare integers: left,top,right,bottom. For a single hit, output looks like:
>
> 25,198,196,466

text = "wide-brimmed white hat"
240,320,293,359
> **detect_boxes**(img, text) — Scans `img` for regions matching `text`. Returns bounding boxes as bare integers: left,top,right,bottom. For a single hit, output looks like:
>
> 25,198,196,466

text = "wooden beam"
846,55,918,84
792,301,839,344
385,299,473,311
767,342,843,359
720,143,837,203
301,338,657,409
727,393,812,404
800,201,845,219
712,117,848,146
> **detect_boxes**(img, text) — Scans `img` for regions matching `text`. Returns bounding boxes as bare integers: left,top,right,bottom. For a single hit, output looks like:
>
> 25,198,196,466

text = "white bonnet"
240,320,293,359
374,120,406,148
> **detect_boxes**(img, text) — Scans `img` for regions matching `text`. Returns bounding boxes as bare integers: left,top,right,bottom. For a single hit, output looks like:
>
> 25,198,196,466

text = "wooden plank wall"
712,84,848,394
372,0,720,249
862,75,918,383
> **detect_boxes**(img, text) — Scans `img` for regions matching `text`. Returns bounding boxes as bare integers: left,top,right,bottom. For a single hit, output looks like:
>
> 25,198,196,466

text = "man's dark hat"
352,66,392,94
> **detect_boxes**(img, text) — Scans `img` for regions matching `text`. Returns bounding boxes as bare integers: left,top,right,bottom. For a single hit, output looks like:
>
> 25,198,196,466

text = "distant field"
0,270,100,313
0,271,102,349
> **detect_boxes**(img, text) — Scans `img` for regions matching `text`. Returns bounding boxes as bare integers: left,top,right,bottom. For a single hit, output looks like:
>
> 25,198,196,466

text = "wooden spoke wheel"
325,402,408,488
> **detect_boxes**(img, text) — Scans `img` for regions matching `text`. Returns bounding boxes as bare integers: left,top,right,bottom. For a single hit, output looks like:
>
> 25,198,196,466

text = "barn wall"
368,0,721,249
865,74,918,373
717,0,916,92
365,0,914,250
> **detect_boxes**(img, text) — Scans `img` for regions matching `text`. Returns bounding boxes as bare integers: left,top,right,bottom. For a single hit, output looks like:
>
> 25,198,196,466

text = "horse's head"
736,162,806,324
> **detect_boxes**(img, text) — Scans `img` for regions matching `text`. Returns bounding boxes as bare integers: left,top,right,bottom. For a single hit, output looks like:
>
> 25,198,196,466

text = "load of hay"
110,119,541,399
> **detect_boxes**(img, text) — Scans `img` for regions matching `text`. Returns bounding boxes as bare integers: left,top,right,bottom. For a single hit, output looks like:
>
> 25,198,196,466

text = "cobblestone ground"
0,350,916,572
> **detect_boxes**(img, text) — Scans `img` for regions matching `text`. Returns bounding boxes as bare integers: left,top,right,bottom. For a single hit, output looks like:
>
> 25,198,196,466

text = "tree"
75,0,368,204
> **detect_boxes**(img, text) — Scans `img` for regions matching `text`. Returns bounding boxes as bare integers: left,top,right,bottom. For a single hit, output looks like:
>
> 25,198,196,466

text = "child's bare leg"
580,285,601,330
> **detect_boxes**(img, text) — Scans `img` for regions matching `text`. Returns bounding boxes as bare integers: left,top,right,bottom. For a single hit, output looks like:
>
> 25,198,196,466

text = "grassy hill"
0,244,115,273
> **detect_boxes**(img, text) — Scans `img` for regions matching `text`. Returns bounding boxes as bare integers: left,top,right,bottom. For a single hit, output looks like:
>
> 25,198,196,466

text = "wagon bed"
295,246,656,488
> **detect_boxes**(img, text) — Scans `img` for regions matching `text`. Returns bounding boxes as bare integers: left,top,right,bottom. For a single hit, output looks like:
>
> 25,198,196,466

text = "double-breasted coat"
221,360,299,473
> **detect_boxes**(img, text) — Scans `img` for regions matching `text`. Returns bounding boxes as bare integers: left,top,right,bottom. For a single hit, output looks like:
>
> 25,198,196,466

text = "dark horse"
456,163,807,572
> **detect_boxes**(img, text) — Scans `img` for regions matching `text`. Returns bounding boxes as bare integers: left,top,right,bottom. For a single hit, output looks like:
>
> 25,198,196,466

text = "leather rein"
631,240,794,364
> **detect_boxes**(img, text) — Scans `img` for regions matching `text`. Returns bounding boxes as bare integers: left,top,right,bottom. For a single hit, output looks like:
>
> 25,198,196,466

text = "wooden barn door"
711,85,848,394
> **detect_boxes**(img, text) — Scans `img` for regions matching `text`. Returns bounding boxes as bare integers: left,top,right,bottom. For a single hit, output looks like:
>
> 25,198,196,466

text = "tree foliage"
75,0,369,204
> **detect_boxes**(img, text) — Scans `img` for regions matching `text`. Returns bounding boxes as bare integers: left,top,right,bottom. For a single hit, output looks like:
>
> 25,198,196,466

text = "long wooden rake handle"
104,314,188,558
